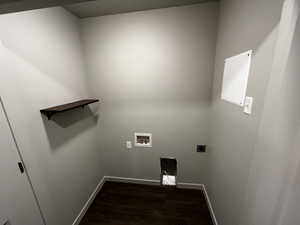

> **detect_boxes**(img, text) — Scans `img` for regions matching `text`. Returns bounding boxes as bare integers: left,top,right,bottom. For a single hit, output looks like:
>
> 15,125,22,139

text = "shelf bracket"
44,112,54,120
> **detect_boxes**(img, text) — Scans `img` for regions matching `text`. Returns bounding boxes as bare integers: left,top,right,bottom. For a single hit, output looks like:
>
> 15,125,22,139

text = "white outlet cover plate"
126,141,132,149
244,96,254,115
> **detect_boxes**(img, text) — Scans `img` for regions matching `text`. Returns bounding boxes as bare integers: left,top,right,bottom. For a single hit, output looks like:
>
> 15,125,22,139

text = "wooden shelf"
40,99,99,120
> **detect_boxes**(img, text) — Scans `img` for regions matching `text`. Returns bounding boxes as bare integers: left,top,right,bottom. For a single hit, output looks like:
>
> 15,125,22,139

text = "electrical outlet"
126,141,132,149
197,145,206,153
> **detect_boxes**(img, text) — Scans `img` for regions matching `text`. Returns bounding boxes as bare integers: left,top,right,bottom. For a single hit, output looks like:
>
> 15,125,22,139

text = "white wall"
0,7,104,225
241,1,300,225
79,2,219,184
208,0,284,225
276,4,300,224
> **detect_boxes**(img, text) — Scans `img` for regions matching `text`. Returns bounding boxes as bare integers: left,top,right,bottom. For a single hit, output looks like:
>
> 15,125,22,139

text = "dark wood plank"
80,181,214,225
40,99,99,119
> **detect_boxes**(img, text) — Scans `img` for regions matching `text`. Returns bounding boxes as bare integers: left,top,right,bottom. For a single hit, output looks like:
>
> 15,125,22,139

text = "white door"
0,98,45,225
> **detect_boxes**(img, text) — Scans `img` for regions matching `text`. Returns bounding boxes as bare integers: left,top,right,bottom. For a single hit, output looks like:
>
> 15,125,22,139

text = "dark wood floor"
80,181,214,225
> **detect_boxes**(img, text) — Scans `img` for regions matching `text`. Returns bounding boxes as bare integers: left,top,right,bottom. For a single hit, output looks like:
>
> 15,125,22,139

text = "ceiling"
64,0,218,18
0,0,93,14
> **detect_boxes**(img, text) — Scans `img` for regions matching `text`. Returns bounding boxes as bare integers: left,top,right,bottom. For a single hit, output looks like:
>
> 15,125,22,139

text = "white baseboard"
202,185,218,225
72,177,105,225
104,176,204,190
72,176,218,225
177,182,204,190
104,176,160,186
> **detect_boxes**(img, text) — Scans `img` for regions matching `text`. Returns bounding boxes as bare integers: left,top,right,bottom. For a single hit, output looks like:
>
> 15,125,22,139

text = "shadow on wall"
41,107,99,150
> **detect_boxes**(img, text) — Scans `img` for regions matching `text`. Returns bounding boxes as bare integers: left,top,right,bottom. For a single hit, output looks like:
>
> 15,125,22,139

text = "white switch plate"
244,96,254,115
126,141,132,149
